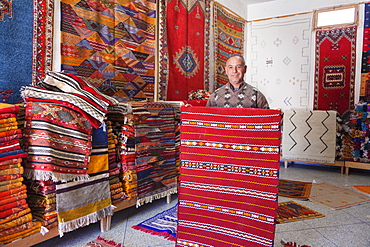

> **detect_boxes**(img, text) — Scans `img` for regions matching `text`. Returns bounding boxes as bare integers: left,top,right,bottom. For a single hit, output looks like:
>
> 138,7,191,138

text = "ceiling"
240,0,276,5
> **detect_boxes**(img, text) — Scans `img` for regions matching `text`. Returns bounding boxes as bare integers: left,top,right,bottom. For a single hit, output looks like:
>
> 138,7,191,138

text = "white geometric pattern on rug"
281,110,337,164
249,13,313,111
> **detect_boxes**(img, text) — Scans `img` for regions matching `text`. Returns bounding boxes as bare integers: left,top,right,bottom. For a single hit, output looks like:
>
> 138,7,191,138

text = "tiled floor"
32,162,370,247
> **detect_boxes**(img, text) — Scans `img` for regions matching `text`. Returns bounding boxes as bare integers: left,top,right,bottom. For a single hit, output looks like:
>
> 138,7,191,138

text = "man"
206,55,269,109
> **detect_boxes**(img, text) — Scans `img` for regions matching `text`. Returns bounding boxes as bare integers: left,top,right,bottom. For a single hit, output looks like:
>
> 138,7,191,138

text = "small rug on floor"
276,200,325,224
278,179,312,199
309,182,370,209
132,205,177,241
82,236,123,247
351,185,370,196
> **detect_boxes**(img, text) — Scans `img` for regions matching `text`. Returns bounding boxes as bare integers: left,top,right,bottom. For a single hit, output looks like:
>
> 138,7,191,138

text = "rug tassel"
58,205,114,237
136,187,178,207
25,169,90,182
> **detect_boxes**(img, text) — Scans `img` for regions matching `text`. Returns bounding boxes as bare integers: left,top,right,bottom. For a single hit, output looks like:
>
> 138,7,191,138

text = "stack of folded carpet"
0,103,42,245
25,180,57,229
338,102,370,162
106,103,133,203
120,121,138,201
107,120,125,202
21,71,118,237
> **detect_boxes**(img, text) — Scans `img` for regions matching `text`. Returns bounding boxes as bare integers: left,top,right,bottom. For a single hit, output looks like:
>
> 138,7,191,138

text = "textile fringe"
136,187,177,207
282,157,335,164
24,169,90,182
131,225,176,241
58,205,114,237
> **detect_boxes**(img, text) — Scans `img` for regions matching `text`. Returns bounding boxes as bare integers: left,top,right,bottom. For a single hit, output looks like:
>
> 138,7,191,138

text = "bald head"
225,55,247,88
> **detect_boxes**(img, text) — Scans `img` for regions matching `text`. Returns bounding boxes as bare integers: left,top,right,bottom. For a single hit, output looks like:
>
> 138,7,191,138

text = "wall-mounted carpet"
281,110,337,164
213,2,245,90
314,26,357,116
158,0,211,101
249,13,313,110
177,106,282,247
0,1,33,104
360,2,370,100
32,0,54,85
60,0,157,102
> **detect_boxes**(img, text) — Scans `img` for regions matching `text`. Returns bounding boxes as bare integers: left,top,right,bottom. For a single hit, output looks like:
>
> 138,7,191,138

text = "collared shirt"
206,82,269,109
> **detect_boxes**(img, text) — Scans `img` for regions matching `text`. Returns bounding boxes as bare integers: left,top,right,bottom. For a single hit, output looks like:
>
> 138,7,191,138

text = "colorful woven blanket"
177,106,282,247
23,102,93,182
131,102,178,207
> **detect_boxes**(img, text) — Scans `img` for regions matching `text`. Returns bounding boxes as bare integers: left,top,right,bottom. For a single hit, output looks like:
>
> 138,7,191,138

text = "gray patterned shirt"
206,82,269,109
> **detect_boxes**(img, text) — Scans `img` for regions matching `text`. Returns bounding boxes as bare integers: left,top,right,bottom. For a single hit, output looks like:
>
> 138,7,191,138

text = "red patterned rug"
177,106,282,246
361,3,370,100
163,0,211,100
82,236,123,247
314,26,357,115
32,0,54,85
213,2,245,90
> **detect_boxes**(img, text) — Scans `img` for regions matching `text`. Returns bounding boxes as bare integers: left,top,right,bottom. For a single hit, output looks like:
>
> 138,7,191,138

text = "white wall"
215,0,248,19
244,0,365,110
247,0,363,21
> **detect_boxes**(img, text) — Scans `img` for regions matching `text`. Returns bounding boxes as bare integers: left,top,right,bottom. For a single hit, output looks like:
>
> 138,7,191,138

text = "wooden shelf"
281,159,345,174
4,198,137,247
344,161,370,175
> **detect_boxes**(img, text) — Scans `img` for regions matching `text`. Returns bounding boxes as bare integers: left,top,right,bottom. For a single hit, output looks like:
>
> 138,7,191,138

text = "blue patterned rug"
132,204,177,241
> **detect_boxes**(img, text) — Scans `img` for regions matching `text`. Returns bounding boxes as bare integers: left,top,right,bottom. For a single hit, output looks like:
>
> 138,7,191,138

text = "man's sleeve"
257,92,269,109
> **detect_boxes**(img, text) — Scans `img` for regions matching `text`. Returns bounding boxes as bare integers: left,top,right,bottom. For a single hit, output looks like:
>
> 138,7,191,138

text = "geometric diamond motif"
174,45,200,79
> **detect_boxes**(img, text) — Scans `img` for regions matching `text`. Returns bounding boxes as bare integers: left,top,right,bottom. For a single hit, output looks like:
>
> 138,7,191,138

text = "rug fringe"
58,205,114,237
132,225,176,241
281,239,311,247
24,168,90,182
136,187,178,207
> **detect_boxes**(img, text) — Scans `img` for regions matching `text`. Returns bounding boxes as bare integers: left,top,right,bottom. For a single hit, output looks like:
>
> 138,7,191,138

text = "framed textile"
213,2,245,90
60,0,157,102
314,26,357,116
159,0,211,101
177,106,282,247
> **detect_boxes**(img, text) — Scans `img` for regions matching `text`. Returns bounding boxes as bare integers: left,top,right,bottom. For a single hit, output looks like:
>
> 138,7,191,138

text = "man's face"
225,57,247,86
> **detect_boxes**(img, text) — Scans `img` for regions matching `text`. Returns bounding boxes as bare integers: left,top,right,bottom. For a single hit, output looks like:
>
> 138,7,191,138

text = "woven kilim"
281,110,337,164
60,0,157,101
162,0,211,100
213,2,245,90
309,182,370,210
132,204,177,241
314,26,357,115
276,200,325,224
351,185,370,196
82,236,123,247
278,179,312,200
131,102,178,207
23,102,93,182
361,3,370,100
177,106,282,247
